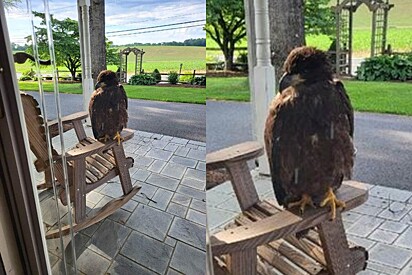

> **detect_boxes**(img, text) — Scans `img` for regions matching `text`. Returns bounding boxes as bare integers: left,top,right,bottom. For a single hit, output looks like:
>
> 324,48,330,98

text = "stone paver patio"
207,170,412,275
34,128,206,275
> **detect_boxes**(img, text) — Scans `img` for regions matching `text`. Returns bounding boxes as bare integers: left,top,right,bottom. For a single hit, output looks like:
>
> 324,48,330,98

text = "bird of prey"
89,70,128,145
264,46,354,220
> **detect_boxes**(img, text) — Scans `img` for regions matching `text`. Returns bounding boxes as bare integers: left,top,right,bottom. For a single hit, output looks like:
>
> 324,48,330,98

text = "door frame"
0,1,49,274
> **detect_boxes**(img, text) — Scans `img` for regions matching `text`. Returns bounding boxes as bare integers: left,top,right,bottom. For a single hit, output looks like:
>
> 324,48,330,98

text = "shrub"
356,54,412,81
193,76,206,86
179,75,194,84
128,74,157,85
168,71,179,84
151,69,161,83
19,75,33,81
20,69,36,81
236,51,248,64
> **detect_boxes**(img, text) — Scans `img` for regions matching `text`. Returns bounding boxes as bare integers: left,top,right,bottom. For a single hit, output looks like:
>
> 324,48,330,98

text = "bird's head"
279,46,333,91
96,70,118,88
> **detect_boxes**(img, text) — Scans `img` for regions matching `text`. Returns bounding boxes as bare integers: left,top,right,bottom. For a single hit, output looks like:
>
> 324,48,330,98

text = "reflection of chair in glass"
207,142,369,275
21,93,140,238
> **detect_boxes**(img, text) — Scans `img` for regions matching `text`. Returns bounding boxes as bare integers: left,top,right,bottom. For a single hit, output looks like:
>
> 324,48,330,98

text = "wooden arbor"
207,142,369,275
118,47,145,83
332,0,394,75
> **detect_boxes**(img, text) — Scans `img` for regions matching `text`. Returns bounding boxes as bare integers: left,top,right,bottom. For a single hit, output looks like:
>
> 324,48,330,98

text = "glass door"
3,0,78,273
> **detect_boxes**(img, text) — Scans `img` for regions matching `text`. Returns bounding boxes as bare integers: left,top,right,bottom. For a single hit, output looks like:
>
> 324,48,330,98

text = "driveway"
207,100,412,191
27,92,206,142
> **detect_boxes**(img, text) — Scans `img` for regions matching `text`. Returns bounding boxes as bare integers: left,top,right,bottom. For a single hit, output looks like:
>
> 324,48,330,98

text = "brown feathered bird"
264,46,354,220
89,70,128,145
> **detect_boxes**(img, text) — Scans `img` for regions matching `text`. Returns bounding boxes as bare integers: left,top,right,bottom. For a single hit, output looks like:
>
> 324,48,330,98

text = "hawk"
264,46,354,220
89,70,128,145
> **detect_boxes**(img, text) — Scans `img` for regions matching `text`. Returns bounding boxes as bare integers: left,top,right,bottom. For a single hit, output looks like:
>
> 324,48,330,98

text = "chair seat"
72,137,133,185
214,199,367,275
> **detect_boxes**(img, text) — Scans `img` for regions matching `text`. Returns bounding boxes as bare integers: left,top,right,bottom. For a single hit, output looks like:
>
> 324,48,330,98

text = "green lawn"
110,45,206,74
206,77,412,116
206,77,250,101
18,81,206,104
14,45,205,78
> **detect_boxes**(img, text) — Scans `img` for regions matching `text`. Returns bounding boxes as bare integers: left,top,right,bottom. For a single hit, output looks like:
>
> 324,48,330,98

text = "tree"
26,11,81,80
183,38,206,46
268,0,305,80
268,0,334,79
89,0,106,83
206,0,246,71
2,0,21,10
305,0,335,37
106,39,119,66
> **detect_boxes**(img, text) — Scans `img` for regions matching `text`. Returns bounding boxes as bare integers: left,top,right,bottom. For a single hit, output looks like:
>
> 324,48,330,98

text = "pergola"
118,47,145,83
332,0,394,75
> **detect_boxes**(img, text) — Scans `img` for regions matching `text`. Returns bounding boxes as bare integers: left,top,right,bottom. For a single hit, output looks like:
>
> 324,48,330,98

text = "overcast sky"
5,0,205,45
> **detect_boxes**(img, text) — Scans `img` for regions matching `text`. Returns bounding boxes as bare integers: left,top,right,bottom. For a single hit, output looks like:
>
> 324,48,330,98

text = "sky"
5,0,205,45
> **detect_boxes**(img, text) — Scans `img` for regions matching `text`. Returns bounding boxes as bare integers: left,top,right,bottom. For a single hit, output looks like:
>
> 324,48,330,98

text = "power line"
106,19,205,34
50,4,76,12
106,12,205,28
107,23,204,37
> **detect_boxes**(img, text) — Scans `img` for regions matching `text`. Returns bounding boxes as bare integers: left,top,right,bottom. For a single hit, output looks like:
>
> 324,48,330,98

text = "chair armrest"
48,111,89,137
48,111,89,129
59,129,134,161
206,141,264,170
210,181,368,255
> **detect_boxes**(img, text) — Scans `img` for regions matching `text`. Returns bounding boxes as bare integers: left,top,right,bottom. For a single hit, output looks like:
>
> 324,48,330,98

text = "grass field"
207,0,412,59
111,45,205,74
206,77,412,116
18,81,206,104
206,77,250,101
14,45,205,78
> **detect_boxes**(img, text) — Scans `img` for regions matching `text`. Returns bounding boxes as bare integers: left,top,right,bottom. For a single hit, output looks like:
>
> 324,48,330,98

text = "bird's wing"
119,84,128,109
118,84,128,130
89,89,104,139
335,80,354,137
265,91,293,206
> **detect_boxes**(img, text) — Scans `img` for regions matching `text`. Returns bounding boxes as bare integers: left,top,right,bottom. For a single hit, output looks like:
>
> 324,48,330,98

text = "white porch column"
244,0,257,137
252,0,275,175
78,0,93,124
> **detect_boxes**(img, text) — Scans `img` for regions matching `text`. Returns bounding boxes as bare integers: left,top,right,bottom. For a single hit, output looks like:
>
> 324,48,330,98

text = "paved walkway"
27,91,206,142
36,128,206,274
207,100,412,191
207,171,412,274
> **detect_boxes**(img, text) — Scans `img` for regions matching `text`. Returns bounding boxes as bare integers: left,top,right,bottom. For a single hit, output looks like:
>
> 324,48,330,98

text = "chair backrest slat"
21,93,64,184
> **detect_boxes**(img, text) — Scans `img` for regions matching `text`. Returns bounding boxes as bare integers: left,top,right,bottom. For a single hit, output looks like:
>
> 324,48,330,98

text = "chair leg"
318,212,355,275
72,160,86,224
227,248,257,275
225,161,259,211
112,144,132,194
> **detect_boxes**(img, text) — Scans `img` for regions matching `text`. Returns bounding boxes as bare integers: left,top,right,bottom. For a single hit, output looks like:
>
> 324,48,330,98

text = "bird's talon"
113,132,123,145
320,187,345,220
287,194,314,215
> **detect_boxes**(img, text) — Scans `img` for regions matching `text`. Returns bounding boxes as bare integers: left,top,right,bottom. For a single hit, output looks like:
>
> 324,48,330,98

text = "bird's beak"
279,72,292,93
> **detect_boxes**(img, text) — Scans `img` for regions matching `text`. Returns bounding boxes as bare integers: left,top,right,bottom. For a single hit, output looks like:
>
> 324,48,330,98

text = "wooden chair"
21,93,141,238
207,142,369,275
